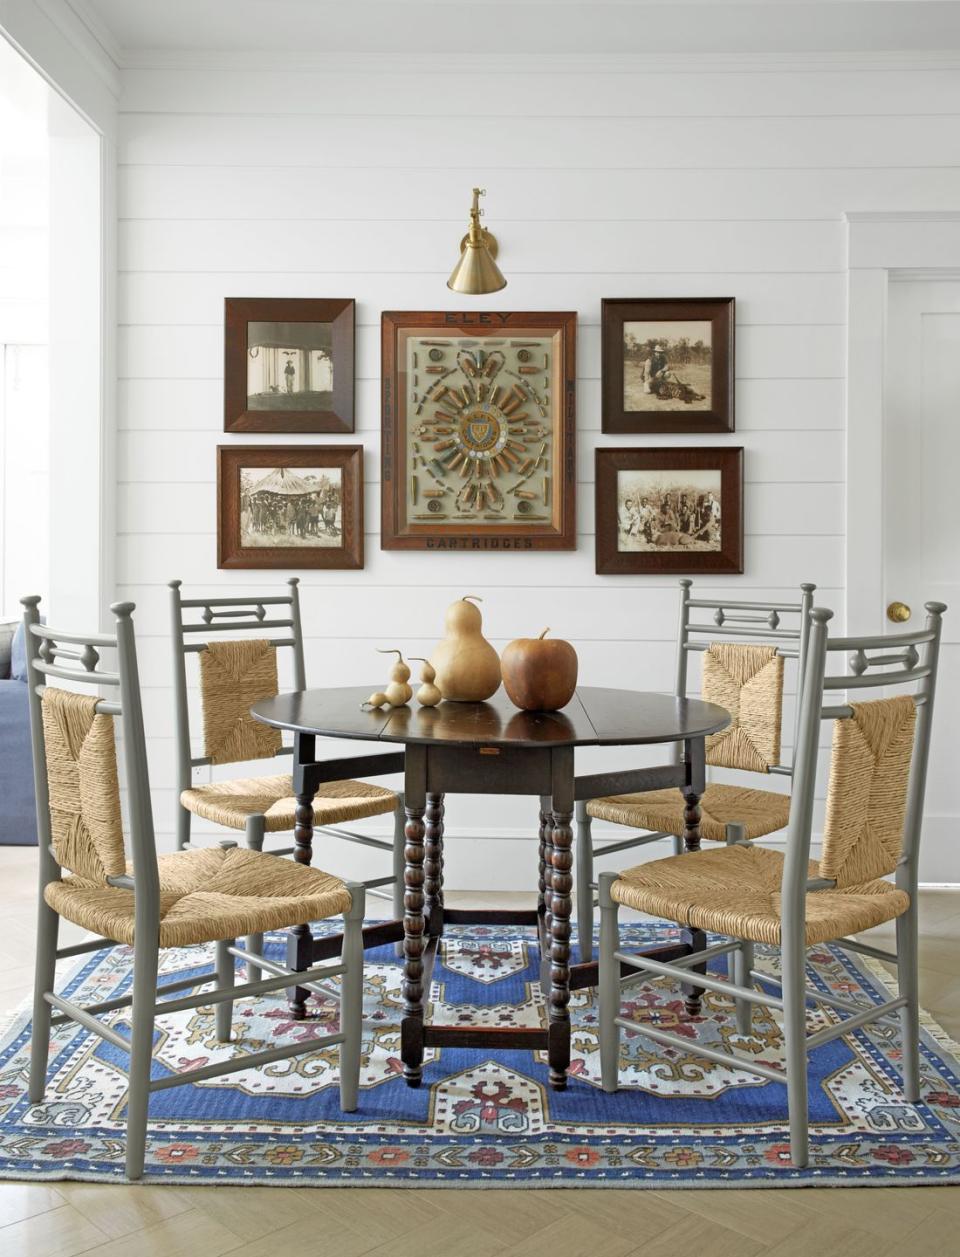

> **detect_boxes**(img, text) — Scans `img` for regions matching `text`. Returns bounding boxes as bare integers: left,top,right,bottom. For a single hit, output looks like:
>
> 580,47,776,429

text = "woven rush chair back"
702,643,784,773
169,578,306,789
781,601,946,924
21,597,161,917
40,688,125,884
675,579,817,780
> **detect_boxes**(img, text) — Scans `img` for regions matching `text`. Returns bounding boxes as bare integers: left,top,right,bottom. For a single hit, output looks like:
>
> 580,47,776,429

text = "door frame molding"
845,212,960,633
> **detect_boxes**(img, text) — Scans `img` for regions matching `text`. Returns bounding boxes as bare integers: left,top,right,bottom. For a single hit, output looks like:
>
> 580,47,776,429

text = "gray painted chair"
170,579,404,977
23,596,366,1180
598,600,946,1168
576,579,816,961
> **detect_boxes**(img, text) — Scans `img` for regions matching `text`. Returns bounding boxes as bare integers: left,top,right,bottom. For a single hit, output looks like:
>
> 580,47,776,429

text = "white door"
884,279,960,882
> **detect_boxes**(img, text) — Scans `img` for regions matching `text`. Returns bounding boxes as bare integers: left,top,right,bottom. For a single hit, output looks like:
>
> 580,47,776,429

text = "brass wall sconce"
447,187,506,295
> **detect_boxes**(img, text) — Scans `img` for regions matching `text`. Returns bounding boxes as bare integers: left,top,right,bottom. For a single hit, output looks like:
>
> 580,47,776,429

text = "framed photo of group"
601,297,735,435
595,446,743,576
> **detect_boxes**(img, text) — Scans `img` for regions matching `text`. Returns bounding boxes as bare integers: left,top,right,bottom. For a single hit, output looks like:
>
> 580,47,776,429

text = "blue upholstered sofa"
0,620,37,845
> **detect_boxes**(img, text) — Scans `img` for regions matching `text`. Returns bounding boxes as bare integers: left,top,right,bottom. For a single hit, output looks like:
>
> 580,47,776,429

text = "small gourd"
431,595,501,702
379,648,413,706
365,691,388,708
409,657,442,707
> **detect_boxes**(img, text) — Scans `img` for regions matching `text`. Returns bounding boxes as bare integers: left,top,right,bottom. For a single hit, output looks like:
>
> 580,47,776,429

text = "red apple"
501,628,579,712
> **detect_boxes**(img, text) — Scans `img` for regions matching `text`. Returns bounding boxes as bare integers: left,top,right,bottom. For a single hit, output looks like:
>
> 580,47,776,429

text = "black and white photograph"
224,298,355,433
617,468,721,552
218,445,364,570
246,321,334,412
239,465,343,549
601,298,734,434
622,321,711,411
595,447,742,575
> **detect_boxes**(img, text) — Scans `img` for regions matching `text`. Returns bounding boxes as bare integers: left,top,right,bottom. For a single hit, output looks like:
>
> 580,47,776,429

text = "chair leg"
896,904,921,1103
733,939,754,1036
215,939,235,1043
575,801,595,964
125,938,160,1181
244,815,267,983
598,872,621,1093
781,930,809,1168
725,821,747,846
176,801,191,851
339,884,365,1112
672,833,683,856
28,901,60,1104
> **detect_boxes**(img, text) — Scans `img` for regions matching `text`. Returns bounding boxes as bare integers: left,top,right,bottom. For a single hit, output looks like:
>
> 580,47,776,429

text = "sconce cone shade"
447,232,507,295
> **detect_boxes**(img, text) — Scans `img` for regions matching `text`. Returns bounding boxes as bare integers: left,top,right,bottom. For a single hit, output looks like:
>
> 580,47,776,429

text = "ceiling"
77,1,960,60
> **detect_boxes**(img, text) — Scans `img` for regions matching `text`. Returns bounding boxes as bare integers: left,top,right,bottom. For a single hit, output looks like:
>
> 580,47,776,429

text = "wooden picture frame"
601,297,734,434
381,310,577,550
217,445,363,570
595,447,743,575
224,297,355,433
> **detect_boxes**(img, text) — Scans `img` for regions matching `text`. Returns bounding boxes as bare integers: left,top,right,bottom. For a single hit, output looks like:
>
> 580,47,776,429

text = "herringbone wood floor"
1,847,959,1256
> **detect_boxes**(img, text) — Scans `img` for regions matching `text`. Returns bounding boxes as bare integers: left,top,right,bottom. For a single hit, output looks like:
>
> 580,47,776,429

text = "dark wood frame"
380,310,577,551
601,297,734,434
224,297,355,433
595,446,743,576
217,444,363,570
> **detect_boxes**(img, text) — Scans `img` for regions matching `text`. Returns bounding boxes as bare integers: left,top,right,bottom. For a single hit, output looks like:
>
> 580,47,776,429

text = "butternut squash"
430,595,501,702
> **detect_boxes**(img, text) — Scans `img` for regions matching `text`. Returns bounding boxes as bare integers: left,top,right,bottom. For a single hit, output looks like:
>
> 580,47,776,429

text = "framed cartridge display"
380,310,577,550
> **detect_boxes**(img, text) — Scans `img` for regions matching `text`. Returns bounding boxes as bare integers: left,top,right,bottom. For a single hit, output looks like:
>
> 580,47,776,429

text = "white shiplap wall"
115,53,960,885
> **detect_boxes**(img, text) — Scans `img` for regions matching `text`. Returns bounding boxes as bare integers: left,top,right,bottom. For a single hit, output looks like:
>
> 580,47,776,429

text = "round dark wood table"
252,685,729,1089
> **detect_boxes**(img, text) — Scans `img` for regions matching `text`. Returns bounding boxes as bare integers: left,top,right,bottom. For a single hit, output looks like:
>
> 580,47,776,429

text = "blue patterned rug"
1,921,959,1187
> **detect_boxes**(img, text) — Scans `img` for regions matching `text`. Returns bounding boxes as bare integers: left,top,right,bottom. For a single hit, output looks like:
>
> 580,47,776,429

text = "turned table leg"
424,792,445,938
682,787,703,853
538,798,553,990
286,788,315,1019
400,800,427,1087
548,804,573,1089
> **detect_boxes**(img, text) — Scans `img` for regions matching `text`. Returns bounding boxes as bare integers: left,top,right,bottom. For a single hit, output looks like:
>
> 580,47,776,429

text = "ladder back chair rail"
21,595,365,1180
598,599,947,1168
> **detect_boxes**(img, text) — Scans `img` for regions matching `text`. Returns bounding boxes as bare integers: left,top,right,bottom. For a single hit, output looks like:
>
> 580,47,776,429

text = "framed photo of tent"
601,297,734,434
217,445,363,569
224,297,355,433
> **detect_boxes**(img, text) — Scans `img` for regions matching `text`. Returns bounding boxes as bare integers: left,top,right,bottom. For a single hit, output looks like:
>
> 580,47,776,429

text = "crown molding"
115,48,960,74
33,0,120,94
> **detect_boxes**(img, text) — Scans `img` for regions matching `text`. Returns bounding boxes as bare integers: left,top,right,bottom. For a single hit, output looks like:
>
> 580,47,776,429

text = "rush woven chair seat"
575,580,815,962
598,601,947,1169
45,845,352,948
609,842,909,947
180,773,396,833
170,579,404,981
586,782,790,844
22,597,366,1180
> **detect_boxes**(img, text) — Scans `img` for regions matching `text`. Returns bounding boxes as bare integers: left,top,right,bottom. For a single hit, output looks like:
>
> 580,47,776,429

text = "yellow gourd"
379,648,413,706
409,657,442,707
430,595,501,702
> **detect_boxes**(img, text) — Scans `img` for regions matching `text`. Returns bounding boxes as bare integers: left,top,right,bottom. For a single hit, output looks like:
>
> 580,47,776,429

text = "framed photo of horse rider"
224,297,355,433
601,297,734,434
217,445,363,570
595,446,743,576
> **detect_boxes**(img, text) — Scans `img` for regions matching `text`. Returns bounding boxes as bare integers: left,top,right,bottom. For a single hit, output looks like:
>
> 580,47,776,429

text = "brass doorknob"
887,601,911,623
